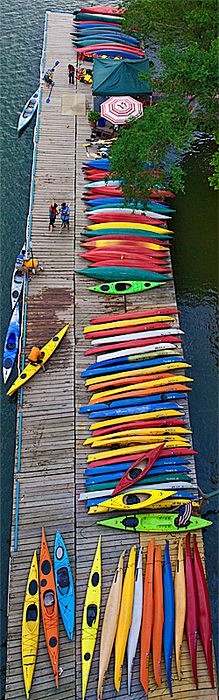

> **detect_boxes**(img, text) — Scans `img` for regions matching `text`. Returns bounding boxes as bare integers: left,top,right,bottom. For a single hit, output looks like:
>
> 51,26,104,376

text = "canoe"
89,280,166,294
82,354,186,377
97,514,212,532
2,303,20,383
54,531,75,641
40,528,59,686
140,538,154,695
87,207,171,220
87,221,171,234
193,535,214,687
185,533,198,688
152,545,164,688
18,86,40,133
78,267,171,282
7,323,69,396
127,547,143,694
174,538,186,680
163,540,174,696
88,488,176,513
97,550,125,700
82,237,169,249
11,245,25,308
82,536,101,700
114,546,136,692
22,551,40,700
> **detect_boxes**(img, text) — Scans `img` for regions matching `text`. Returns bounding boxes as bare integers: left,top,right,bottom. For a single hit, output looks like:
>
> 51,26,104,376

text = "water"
0,3,218,697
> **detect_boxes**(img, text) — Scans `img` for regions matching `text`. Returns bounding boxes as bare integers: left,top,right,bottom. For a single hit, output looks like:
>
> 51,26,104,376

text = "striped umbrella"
101,95,143,124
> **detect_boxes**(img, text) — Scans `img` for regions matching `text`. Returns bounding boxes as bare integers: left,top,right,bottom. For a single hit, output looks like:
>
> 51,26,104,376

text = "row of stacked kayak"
81,536,215,700
73,5,145,60
22,529,74,699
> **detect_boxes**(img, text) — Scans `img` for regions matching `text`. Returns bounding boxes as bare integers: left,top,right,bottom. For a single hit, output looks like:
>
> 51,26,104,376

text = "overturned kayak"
97,513,212,532
18,87,40,133
77,267,171,282
2,303,20,383
127,547,143,694
98,550,125,700
114,546,136,692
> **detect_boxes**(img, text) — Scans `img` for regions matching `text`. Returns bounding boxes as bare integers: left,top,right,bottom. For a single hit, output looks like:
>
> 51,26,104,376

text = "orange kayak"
152,545,164,687
40,528,59,686
140,538,154,695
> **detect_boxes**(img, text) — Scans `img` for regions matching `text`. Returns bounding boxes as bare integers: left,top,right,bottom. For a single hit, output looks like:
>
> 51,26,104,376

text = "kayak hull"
54,531,75,641
2,304,20,383
98,550,125,700
114,546,136,692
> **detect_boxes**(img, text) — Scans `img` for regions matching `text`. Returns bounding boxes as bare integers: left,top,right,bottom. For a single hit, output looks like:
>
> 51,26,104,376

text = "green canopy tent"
92,57,152,96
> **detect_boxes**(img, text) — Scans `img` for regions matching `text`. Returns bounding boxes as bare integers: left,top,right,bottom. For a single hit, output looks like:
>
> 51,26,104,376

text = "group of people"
48,200,70,233
76,66,92,84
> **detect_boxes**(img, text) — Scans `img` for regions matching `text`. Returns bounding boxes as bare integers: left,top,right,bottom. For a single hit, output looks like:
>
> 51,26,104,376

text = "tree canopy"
110,0,218,197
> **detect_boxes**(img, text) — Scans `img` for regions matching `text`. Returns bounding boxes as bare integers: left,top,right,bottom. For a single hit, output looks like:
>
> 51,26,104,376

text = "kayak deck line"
5,9,217,700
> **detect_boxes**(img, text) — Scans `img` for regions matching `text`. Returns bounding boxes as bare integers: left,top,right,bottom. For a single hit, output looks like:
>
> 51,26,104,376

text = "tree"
110,0,218,195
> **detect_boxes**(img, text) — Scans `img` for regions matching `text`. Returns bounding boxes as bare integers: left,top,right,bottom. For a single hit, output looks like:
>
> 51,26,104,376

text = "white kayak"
85,180,122,189
2,304,20,383
11,245,25,309
98,550,125,700
87,207,171,220
91,328,184,346
17,86,40,133
79,483,197,501
96,342,181,363
127,547,143,694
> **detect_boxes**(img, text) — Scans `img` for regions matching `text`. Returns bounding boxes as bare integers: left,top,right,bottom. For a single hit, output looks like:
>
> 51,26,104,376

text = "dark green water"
0,2,218,697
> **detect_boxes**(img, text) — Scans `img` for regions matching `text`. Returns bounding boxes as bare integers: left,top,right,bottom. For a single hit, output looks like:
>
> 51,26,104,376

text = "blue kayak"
76,34,139,46
83,230,172,241
81,49,145,59
75,24,124,32
84,459,191,477
79,394,186,413
54,531,75,641
163,540,174,696
86,199,175,214
83,159,110,169
81,356,188,378
83,354,183,372
88,401,183,420
85,468,192,486
2,304,20,384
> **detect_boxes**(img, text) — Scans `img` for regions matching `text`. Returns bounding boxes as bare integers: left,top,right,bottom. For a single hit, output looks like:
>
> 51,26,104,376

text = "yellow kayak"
114,546,136,692
7,323,70,396
86,238,169,250
85,362,191,386
88,489,175,513
98,550,125,700
90,408,183,431
89,375,193,403
22,551,40,699
85,433,191,448
87,222,171,234
174,538,186,680
82,536,101,700
85,427,191,446
84,315,174,333
87,440,188,462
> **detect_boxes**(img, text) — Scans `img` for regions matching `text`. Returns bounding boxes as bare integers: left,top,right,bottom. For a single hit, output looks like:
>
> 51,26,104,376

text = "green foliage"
110,0,218,194
88,109,100,123
208,150,219,189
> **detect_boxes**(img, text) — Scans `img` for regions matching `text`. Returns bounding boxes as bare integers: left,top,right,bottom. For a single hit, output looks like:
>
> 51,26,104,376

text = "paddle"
46,81,55,104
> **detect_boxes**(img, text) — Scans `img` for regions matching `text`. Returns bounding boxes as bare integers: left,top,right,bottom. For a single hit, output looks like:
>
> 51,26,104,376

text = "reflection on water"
0,1,218,697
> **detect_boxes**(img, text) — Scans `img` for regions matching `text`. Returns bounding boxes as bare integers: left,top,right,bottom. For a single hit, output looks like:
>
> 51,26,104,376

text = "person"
44,68,54,86
49,200,58,232
68,64,75,85
23,257,44,275
60,202,70,232
15,250,26,273
27,347,46,371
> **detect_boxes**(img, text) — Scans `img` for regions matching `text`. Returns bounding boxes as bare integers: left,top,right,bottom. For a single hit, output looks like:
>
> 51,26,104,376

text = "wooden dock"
5,11,217,700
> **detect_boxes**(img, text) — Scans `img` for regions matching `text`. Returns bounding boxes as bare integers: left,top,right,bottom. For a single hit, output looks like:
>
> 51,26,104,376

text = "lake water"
0,2,218,697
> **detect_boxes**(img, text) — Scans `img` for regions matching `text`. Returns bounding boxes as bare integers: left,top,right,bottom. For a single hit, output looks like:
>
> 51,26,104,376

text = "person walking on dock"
68,64,75,84
60,202,70,232
49,200,58,232
27,347,46,371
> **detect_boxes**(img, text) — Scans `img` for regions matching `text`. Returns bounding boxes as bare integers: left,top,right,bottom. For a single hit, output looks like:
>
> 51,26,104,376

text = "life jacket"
68,64,74,72
28,347,42,363
61,205,70,221
24,258,39,270
49,204,57,216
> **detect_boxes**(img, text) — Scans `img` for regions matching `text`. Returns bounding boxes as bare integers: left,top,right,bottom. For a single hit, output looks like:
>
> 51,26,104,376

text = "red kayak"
84,171,110,180
87,260,171,273
87,213,168,226
82,236,170,249
90,307,179,324
193,535,214,688
85,187,124,197
75,20,122,26
92,418,187,437
87,447,197,469
80,248,169,260
85,322,174,339
75,45,145,55
112,444,164,495
80,6,124,15
140,538,154,695
85,335,183,355
185,534,198,688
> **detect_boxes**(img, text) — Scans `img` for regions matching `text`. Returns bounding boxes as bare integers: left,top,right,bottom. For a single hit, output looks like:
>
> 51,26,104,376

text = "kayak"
88,400,184,420
82,391,186,412
89,280,167,294
90,419,189,437
76,23,123,31
87,440,191,464
2,303,20,383
94,342,182,363
89,328,183,346
76,35,139,46
18,86,40,133
90,306,179,326
127,547,143,694
85,362,190,384
54,531,75,641
82,237,169,249
153,544,164,688
40,528,59,686
86,336,182,358
97,514,211,532
85,314,174,333
185,533,198,688
87,207,171,220
86,198,175,213
77,267,171,282
86,221,171,234
84,486,196,506
90,410,185,432
11,245,25,308
86,348,181,367
82,354,185,377
80,6,125,16
75,44,144,55
84,230,171,241
74,12,124,22
81,248,170,262
193,535,214,688
7,323,69,396
85,459,190,476
82,536,101,700
87,212,168,225
88,488,176,514
163,540,174,696
22,551,40,700
114,546,136,692
174,538,186,681
84,180,122,188
88,377,190,402
140,538,154,695
87,259,171,273
87,427,190,445
97,550,125,700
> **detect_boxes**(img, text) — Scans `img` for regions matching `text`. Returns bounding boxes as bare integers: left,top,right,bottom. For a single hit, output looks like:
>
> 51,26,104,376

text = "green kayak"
87,474,192,492
97,513,212,532
83,229,171,241
89,281,166,294
77,268,171,282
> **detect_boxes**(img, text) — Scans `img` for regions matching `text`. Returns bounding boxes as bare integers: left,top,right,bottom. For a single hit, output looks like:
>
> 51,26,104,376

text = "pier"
5,11,217,700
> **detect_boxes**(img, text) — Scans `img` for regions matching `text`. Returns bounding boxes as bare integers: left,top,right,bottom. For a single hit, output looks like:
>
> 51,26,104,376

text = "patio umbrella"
101,95,143,124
